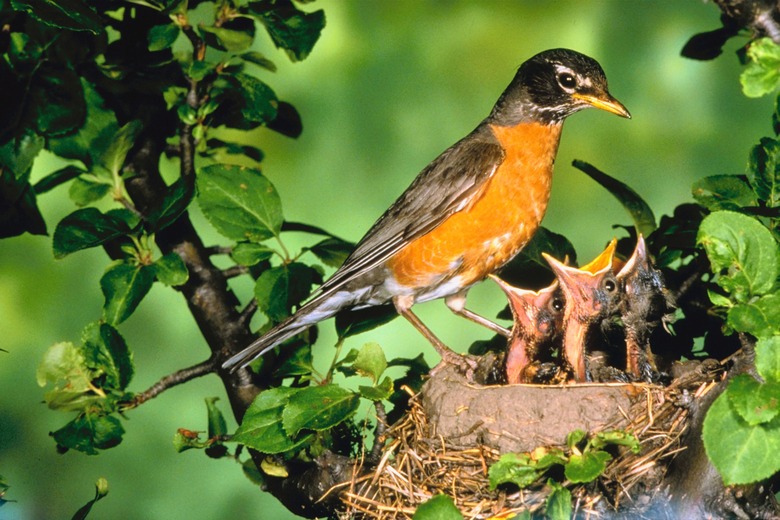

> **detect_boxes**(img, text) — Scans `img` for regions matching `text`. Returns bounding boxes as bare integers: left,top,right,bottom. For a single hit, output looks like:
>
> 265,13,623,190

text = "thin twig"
238,298,258,329
369,401,388,464
223,265,248,279
206,245,233,256
126,358,216,408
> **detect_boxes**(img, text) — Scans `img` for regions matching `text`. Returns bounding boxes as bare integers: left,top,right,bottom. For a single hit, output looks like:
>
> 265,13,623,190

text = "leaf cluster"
487,430,639,520
231,342,396,458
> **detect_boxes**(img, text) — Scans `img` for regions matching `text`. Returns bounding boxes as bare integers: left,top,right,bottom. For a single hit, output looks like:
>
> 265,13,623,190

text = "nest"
333,361,722,519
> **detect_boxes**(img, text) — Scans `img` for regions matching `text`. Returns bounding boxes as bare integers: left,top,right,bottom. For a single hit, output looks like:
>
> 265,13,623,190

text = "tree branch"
127,358,216,407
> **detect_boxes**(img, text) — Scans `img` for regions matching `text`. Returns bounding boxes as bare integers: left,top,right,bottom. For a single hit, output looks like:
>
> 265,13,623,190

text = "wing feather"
317,125,505,294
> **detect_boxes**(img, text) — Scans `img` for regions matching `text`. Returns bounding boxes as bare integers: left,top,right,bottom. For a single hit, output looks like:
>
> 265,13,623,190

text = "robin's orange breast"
387,121,563,290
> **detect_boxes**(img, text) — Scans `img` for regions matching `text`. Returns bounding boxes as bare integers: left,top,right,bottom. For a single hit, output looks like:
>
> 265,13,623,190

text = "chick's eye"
551,298,564,312
603,279,617,293
557,72,577,89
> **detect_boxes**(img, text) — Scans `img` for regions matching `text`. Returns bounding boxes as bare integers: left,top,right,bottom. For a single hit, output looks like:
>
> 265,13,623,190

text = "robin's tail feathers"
221,318,310,372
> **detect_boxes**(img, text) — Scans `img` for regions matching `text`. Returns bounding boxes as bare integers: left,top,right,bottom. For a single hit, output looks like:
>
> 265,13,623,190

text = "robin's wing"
317,126,505,294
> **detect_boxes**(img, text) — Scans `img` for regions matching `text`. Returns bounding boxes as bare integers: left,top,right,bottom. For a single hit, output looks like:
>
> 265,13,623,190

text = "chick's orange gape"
223,48,630,374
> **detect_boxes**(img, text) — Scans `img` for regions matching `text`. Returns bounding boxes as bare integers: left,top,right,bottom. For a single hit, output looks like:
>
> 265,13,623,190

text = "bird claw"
432,351,480,380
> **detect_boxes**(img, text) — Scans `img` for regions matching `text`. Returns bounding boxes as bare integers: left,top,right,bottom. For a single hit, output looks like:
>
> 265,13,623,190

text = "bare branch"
127,358,216,408
223,265,249,279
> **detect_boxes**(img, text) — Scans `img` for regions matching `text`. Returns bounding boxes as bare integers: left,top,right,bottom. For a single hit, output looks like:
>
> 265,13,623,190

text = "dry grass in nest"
332,363,722,519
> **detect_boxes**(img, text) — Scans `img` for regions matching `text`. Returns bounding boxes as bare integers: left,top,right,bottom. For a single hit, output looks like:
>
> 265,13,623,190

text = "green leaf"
727,294,780,337
48,82,119,168
53,208,131,258
34,165,85,196
173,429,209,452
756,336,780,382
205,138,265,163
488,453,539,489
273,345,314,378
231,242,275,266
100,121,143,178
200,18,255,52
590,430,641,454
692,175,757,211
566,429,587,449
727,374,780,426
703,390,780,484
37,341,99,411
707,289,733,308
564,450,612,483
197,164,283,242
240,51,277,72
697,211,779,301
68,177,111,207
747,137,780,207
281,384,359,438
100,262,156,325
148,23,180,51
81,322,134,391
0,131,44,180
153,253,189,286
229,73,278,124
335,304,397,339
71,477,109,520
11,0,102,34
0,170,47,237
545,479,572,520
412,494,463,520
351,342,387,384
248,0,326,62
145,177,195,232
233,387,312,454
533,447,568,470
308,237,354,268
740,38,780,98
358,376,394,401
30,63,86,137
51,413,125,455
573,160,657,237
254,263,318,322
205,397,228,438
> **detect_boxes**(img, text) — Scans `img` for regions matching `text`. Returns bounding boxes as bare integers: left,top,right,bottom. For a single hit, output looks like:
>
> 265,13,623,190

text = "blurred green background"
0,1,775,518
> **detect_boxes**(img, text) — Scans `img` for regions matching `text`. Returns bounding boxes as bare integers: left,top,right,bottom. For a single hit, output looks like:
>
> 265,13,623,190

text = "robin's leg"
444,291,510,338
393,294,478,373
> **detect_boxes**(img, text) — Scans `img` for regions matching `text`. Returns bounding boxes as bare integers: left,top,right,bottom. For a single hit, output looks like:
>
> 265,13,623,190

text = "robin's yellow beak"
573,92,631,119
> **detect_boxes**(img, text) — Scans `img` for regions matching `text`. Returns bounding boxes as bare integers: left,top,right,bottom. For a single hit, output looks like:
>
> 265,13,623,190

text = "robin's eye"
551,298,564,312
557,72,577,89
603,279,617,293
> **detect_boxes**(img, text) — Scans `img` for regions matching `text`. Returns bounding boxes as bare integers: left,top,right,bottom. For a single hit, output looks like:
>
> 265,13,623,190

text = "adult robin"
223,48,630,373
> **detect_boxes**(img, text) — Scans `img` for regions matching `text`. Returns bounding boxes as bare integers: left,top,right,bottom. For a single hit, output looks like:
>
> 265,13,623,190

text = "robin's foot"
431,350,480,379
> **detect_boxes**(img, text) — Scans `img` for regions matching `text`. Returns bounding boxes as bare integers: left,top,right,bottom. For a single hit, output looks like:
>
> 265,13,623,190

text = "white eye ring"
557,72,577,89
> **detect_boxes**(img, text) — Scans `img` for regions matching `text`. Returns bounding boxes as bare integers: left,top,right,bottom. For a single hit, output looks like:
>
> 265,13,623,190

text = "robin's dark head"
490,48,630,125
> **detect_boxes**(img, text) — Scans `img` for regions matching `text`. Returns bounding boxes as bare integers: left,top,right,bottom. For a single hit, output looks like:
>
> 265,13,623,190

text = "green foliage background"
0,1,774,518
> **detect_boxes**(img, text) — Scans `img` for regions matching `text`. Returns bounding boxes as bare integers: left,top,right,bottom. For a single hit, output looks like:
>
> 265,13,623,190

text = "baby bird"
615,235,672,382
543,242,621,382
490,275,564,384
